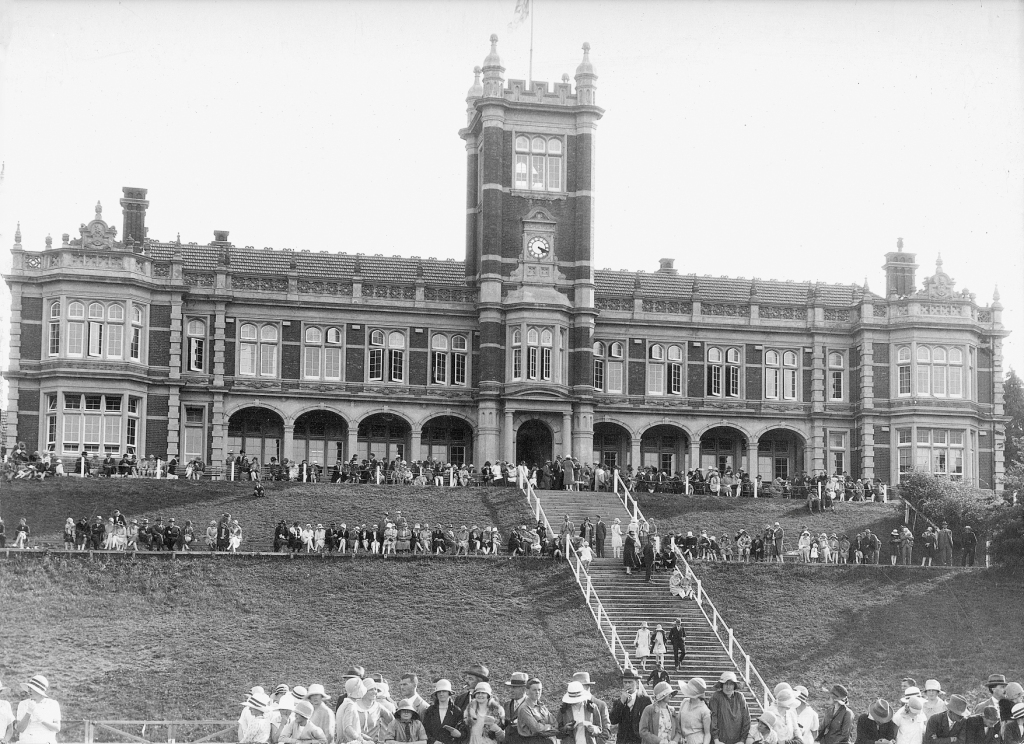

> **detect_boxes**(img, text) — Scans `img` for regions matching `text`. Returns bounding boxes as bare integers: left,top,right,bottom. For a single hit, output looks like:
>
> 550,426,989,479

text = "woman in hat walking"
624,529,642,576
638,682,679,744
651,625,668,669
612,520,624,559
634,622,653,672
14,676,60,744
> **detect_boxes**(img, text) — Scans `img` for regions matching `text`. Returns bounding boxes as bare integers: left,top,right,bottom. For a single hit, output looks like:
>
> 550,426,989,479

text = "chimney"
657,258,678,275
882,237,918,298
213,230,230,244
120,187,149,245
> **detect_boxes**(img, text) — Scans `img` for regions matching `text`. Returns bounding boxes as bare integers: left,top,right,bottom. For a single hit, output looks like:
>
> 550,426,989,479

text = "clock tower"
459,36,604,465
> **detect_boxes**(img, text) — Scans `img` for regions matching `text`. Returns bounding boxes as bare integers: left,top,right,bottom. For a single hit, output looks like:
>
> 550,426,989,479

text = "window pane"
69,301,84,318
108,304,124,321
189,338,204,371
541,329,553,345
727,348,740,364
83,415,101,444
389,349,405,382
104,417,120,445
708,347,722,363
88,322,103,356
948,366,962,396
650,344,664,361
933,348,946,363
371,330,385,345
898,347,911,362
528,347,538,378
388,331,405,348
453,353,466,385
49,323,61,355
709,365,722,396
260,325,278,342
304,346,321,378
305,327,322,344
648,364,664,394
527,329,539,345
547,156,561,191
132,306,143,324
512,348,522,379
933,366,946,395
765,351,780,366
828,432,846,449
432,351,448,384
432,334,448,350
240,323,257,340
917,347,930,362
784,368,797,399
327,327,343,344
670,363,683,394
105,396,121,412
128,397,140,413
898,365,911,394
541,347,552,380
130,327,141,360
608,362,623,393
369,348,384,380
531,137,545,152
830,370,843,399
188,319,206,336
949,348,962,364
610,342,623,358
765,368,779,398
452,335,468,351
64,415,81,445
65,394,81,410
88,303,104,319
325,348,342,379
594,359,605,390
107,324,123,357
512,329,521,345
260,344,277,376
949,430,963,445
668,345,682,361
917,366,930,395
515,136,529,152
726,366,739,397
829,352,844,368
783,351,797,366
515,154,529,189
531,155,545,189
50,302,61,318
239,343,257,375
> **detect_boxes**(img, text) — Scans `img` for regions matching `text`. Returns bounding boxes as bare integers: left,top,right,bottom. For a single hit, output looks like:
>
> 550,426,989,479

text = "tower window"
514,135,563,192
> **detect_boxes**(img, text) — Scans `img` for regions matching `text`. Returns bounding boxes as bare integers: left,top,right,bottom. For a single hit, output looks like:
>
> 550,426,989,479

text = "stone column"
347,427,359,464
211,391,226,479
860,338,875,480
283,424,295,464
630,437,642,470
410,427,422,462
503,410,515,462
561,411,573,458
573,403,594,463
476,399,500,465
747,437,759,479
689,439,701,473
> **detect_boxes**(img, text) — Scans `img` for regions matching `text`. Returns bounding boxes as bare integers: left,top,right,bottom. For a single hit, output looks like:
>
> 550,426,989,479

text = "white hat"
292,685,308,700
434,679,453,694
901,686,922,703
293,700,315,719
473,682,494,697
307,683,331,699
242,692,272,712
21,675,49,697
924,680,942,692
562,681,590,704
345,678,367,699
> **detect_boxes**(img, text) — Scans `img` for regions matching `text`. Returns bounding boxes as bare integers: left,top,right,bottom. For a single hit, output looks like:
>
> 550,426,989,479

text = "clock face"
527,236,551,258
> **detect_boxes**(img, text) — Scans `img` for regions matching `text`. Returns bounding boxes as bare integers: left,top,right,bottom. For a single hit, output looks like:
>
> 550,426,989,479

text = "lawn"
0,557,619,739
0,480,534,552
690,562,1024,712
636,494,907,550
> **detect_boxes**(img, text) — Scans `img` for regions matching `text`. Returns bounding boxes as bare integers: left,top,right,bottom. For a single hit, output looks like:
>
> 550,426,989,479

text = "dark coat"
1001,722,1024,744
624,535,641,568
855,713,897,744
668,624,686,648
595,521,607,544
818,703,854,744
925,712,967,744
964,716,1002,744
609,694,652,744
557,700,609,744
423,700,467,744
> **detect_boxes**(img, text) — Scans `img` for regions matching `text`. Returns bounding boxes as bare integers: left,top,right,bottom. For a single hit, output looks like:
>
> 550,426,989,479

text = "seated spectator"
13,517,30,548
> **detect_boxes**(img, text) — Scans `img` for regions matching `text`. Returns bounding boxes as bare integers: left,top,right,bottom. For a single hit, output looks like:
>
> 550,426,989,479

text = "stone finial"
95,200,103,218
576,42,595,75
176,232,182,246
468,66,483,98
633,271,643,293
353,254,362,275
562,73,570,83
863,277,870,292
483,34,501,68
896,237,903,251
62,233,70,247
45,234,52,249
574,42,597,104
936,253,943,270
14,221,21,245
750,278,759,297
416,257,425,279
994,285,1001,302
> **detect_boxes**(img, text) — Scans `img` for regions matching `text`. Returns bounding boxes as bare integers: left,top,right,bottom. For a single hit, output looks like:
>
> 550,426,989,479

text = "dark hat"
831,684,849,700
868,699,893,724
343,667,366,679
463,664,490,682
947,695,968,717
621,668,642,681
987,674,1008,688
505,672,529,687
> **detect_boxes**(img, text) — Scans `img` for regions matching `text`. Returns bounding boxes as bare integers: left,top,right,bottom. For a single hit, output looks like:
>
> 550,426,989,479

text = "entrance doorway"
516,420,552,467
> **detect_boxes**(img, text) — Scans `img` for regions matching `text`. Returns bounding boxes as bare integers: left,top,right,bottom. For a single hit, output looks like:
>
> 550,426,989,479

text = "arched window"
916,347,931,395
132,306,143,325
108,304,124,322
828,351,845,400
238,323,279,377
707,346,740,398
512,328,523,380
68,302,84,319
668,345,682,362
187,318,207,372
610,342,623,358
765,350,780,366
50,302,61,319
897,346,912,395
303,325,343,380
765,348,799,400
431,332,469,386
48,302,61,356
649,344,664,361
514,134,563,192
88,302,104,320
368,329,406,383
594,339,624,393
327,327,342,344
593,341,606,356
305,327,322,344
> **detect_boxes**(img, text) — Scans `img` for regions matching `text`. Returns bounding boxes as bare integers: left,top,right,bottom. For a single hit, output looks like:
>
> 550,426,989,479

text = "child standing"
63,518,75,550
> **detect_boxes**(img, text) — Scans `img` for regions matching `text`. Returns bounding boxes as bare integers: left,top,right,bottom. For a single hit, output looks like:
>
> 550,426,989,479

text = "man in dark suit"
818,684,854,744
667,619,687,671
595,516,607,558
609,669,651,744
938,523,955,566
964,706,1002,744
926,694,969,744
642,538,656,582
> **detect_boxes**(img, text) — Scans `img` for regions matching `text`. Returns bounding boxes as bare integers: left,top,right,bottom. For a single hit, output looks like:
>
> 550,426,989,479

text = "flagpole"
529,0,534,84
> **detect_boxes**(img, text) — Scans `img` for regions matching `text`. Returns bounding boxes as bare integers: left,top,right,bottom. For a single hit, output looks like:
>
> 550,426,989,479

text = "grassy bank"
0,557,618,734
0,480,533,552
691,562,1024,711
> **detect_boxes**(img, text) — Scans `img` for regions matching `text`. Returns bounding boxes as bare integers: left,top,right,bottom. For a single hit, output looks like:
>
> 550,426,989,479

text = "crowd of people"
3,664,1023,744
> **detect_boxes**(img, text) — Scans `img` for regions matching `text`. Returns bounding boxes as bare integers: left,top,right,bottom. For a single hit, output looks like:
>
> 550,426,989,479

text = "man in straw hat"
14,676,60,744
571,673,609,735
963,706,1001,744
557,681,608,744
677,679,711,744
610,668,652,744
817,685,853,744
854,699,896,744
923,694,968,744
502,673,531,744
238,690,274,743
279,700,327,744
517,678,559,744
639,681,678,744
709,672,750,744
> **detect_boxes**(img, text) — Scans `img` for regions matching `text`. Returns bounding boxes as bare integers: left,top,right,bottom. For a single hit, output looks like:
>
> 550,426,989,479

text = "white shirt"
238,711,273,743
794,706,819,744
892,708,927,744
0,700,15,742
16,698,61,744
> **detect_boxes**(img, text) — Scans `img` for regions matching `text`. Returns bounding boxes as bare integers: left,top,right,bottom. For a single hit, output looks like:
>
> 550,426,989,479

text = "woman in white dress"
611,519,624,559
651,624,667,668
228,520,243,552
634,621,652,671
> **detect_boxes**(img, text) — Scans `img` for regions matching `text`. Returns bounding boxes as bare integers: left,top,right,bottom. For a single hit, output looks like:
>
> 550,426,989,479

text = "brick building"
1,38,1009,487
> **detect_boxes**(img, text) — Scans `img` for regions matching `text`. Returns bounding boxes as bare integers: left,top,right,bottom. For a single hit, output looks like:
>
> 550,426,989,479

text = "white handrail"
522,482,637,675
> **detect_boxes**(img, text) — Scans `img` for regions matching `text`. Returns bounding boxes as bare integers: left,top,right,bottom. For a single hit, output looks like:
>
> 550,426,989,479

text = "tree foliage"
898,470,1004,535
988,504,1024,568
1003,368,1024,469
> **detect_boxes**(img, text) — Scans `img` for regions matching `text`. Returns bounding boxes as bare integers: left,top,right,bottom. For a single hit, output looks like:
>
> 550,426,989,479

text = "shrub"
989,503,1024,568
898,470,1004,536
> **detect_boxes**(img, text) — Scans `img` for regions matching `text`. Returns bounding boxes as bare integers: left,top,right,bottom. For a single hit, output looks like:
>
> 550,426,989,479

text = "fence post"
728,627,734,657
905,501,910,524
80,455,87,478
695,579,703,605
745,655,751,682
986,540,991,568
84,720,94,744
230,461,235,481
882,484,888,502
753,478,758,498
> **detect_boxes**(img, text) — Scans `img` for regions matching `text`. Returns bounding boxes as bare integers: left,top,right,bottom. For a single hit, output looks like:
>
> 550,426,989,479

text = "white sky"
1,0,1022,407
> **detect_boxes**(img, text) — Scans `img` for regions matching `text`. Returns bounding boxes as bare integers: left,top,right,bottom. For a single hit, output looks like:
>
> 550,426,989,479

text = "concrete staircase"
533,487,766,712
